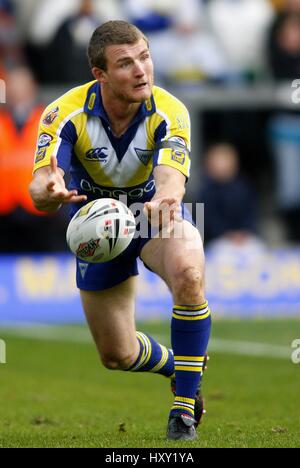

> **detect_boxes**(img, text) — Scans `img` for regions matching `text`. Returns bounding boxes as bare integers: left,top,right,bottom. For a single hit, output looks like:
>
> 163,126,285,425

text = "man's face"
98,38,154,103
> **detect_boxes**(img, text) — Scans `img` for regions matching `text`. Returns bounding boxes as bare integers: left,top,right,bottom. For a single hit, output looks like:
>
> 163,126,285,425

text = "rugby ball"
66,198,136,263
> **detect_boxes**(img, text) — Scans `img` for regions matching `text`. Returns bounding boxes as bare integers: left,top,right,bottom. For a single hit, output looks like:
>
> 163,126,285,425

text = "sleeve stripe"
56,107,83,137
156,109,171,165
52,107,83,157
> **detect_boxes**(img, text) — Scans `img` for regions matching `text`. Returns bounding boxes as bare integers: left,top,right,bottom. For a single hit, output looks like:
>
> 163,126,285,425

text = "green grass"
0,320,300,448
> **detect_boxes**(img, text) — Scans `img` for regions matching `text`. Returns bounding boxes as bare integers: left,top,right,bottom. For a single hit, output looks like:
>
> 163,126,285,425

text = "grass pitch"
0,319,299,448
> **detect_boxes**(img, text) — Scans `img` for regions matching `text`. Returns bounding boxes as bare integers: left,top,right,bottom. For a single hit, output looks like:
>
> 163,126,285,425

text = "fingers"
47,157,60,192
46,156,87,206
46,185,87,204
143,202,151,217
67,194,88,204
159,197,177,206
145,199,181,219
145,198,178,210
47,179,56,192
144,199,182,233
56,191,87,204
50,155,58,174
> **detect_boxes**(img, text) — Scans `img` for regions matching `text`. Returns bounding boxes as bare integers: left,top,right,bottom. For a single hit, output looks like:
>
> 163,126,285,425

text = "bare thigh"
80,276,139,369
140,220,205,304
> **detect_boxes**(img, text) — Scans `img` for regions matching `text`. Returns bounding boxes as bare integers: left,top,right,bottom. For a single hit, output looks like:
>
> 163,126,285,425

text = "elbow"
28,180,39,209
28,180,47,212
28,180,34,199
28,180,36,204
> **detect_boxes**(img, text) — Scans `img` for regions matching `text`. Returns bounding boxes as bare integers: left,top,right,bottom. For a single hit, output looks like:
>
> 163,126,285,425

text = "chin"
133,89,152,103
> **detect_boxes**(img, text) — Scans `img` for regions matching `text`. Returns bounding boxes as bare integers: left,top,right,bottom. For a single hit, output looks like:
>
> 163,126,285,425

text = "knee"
171,266,205,304
100,350,137,371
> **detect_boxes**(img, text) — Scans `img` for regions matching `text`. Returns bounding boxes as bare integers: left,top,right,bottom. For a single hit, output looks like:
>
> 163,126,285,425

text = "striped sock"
170,301,211,419
127,331,174,377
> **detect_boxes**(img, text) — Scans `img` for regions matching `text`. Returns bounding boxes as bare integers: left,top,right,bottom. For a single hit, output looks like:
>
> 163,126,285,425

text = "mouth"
134,82,148,90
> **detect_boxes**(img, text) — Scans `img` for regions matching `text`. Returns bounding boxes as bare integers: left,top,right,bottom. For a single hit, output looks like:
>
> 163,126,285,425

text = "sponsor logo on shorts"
42,106,59,126
78,262,89,279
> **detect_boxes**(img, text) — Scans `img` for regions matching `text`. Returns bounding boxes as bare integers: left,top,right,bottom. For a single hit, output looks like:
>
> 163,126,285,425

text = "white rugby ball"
66,198,136,263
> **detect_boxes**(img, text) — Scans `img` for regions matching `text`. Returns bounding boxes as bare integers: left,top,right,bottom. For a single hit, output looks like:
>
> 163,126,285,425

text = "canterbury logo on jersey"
85,147,109,162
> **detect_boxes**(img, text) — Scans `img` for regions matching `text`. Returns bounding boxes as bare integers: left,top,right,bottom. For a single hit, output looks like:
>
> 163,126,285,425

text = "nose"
133,60,145,77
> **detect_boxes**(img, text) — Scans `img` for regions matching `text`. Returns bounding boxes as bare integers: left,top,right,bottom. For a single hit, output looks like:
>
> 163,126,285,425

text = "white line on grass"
0,324,292,360
0,324,91,344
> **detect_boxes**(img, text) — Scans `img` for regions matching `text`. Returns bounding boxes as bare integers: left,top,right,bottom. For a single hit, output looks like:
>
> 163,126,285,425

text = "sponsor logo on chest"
85,147,109,166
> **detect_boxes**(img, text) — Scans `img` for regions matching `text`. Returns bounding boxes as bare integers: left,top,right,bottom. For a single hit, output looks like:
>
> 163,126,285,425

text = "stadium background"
0,0,300,448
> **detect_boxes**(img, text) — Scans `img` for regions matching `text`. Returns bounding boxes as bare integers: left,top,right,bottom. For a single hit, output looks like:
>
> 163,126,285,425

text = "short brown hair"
87,20,148,71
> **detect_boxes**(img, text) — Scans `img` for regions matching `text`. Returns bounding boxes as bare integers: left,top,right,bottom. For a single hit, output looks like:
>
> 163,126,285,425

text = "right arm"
30,97,87,213
29,155,87,213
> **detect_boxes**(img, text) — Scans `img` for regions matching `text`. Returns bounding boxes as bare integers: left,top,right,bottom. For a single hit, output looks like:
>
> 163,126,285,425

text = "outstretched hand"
46,155,87,206
143,197,182,233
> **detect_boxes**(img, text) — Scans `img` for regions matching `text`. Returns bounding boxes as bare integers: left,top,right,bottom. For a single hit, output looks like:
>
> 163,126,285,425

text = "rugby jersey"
33,80,191,211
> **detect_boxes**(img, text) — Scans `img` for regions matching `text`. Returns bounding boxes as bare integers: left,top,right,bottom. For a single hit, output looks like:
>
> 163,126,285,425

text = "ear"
91,67,108,84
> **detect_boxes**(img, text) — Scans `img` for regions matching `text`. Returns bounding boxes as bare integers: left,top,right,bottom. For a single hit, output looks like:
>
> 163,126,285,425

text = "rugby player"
29,20,211,441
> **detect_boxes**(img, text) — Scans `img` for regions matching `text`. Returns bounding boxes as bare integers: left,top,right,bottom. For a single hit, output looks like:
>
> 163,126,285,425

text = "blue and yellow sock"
128,331,174,377
170,301,211,419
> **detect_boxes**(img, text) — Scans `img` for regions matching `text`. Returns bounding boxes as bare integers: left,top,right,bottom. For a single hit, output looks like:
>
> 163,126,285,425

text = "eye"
120,61,131,69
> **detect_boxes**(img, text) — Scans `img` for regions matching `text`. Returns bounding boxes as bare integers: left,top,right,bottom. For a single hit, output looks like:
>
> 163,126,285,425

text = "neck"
101,86,141,137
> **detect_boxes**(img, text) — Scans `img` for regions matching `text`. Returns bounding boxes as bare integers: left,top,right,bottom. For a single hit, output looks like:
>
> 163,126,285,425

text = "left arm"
146,164,185,204
144,165,186,229
145,91,191,228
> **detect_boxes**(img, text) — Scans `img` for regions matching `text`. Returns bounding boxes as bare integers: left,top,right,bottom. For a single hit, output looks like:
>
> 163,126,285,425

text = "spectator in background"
25,0,122,83
198,144,261,250
0,65,68,251
0,0,24,75
124,0,229,85
270,0,285,8
207,0,275,81
123,0,174,33
268,2,300,77
267,0,300,241
45,0,100,84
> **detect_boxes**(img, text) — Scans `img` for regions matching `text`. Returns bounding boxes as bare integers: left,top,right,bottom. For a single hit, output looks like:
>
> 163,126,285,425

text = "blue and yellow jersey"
34,81,191,211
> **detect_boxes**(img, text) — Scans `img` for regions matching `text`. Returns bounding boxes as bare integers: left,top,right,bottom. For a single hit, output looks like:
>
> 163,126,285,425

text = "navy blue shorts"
76,204,194,291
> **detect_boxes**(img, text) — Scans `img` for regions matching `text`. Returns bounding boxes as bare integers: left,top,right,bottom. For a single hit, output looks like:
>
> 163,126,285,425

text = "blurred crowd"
0,0,300,252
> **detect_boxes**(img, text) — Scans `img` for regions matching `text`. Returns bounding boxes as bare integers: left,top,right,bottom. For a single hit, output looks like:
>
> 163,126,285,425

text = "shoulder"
152,85,190,121
40,80,96,130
